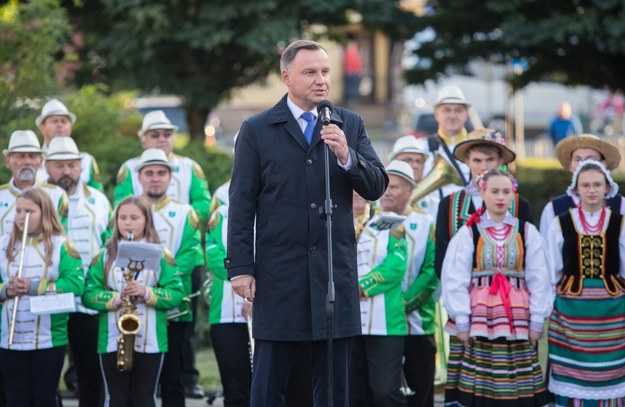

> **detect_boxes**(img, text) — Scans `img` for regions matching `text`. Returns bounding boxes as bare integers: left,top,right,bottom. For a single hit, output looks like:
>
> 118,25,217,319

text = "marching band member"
350,160,422,407
135,148,204,407
206,190,252,407
114,110,211,222
0,188,84,406
45,137,111,406
83,196,183,407
0,130,68,236
35,98,103,190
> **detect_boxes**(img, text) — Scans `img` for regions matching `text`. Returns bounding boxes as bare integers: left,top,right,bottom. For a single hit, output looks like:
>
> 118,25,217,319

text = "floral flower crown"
475,170,518,192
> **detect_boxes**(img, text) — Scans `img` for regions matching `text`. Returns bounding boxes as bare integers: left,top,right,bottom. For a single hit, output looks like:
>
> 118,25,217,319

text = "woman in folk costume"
442,169,552,406
547,160,625,406
83,196,183,407
0,187,84,406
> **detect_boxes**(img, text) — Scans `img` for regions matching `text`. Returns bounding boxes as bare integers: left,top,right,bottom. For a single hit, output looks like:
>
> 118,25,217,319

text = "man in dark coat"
226,39,388,406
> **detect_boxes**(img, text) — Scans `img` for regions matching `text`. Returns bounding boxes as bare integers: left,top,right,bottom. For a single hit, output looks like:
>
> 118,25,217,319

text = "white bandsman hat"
386,160,418,188
138,110,178,137
434,85,470,107
36,99,77,127
388,135,430,161
45,137,83,161
135,148,175,173
3,130,42,156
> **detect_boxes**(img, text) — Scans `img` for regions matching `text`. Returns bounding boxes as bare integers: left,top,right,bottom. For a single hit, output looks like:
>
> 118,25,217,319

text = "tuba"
116,232,142,372
409,151,464,207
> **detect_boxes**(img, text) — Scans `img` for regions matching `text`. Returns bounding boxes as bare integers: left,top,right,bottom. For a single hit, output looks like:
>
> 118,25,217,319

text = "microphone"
317,100,334,126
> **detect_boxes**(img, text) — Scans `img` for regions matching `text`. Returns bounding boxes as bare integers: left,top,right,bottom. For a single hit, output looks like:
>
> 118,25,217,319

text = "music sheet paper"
114,241,163,272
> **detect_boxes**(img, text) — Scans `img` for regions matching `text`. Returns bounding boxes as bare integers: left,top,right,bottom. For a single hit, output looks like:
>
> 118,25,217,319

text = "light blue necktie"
301,112,316,145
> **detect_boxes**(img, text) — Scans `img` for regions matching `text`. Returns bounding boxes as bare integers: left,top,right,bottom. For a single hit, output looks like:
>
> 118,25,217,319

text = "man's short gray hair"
280,40,327,71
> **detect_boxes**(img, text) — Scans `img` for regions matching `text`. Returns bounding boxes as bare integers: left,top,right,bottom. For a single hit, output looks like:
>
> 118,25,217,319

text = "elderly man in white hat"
35,98,103,191
114,110,211,223
388,135,440,219
423,85,472,197
134,148,204,406
44,136,110,406
350,160,437,407
0,130,68,236
539,134,625,239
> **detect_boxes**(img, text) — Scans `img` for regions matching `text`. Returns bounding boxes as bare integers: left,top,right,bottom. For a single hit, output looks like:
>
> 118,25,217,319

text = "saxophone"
116,232,142,372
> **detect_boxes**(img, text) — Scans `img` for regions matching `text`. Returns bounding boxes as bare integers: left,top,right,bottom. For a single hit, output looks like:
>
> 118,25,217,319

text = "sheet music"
114,241,162,272
368,213,406,231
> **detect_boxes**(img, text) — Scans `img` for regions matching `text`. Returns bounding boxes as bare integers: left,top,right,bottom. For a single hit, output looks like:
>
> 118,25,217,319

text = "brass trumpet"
409,151,464,207
8,212,30,347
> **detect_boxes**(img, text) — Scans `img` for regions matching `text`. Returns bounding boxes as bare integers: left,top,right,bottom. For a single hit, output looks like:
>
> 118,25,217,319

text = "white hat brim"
45,152,84,161
387,170,418,188
36,111,77,127
3,147,43,156
135,160,175,173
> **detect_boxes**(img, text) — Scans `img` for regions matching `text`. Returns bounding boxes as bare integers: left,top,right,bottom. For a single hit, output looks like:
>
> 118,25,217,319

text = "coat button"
310,203,317,209
306,159,313,166
309,247,317,254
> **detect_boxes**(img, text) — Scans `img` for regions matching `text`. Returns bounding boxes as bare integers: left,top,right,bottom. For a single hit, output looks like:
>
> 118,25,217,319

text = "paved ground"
63,392,444,406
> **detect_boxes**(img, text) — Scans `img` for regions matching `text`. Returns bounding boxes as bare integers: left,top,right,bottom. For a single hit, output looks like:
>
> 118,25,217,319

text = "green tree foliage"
0,0,71,127
62,0,418,140
404,0,625,90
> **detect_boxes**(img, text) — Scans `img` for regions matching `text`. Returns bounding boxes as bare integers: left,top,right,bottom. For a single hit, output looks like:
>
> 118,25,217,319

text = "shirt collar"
481,210,515,228
287,96,316,121
438,128,468,145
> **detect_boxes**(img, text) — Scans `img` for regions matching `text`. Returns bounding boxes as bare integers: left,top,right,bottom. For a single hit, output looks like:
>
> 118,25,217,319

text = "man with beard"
45,136,111,406
36,98,103,191
136,148,204,407
0,130,68,236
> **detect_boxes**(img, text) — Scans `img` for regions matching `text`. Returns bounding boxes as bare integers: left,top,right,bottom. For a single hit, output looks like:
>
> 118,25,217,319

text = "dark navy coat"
226,95,388,341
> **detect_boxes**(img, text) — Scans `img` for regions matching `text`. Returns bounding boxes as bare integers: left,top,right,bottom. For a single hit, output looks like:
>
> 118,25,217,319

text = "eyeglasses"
146,130,174,139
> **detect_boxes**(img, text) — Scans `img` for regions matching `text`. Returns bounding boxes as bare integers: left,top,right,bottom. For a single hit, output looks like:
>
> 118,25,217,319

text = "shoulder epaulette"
192,161,206,180
116,165,129,184
208,210,221,231
90,155,101,176
64,240,82,260
91,248,105,267
163,248,177,266
188,208,200,229
0,184,10,191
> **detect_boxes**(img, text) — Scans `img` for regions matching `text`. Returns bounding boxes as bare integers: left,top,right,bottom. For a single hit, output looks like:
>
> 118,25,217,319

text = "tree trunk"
186,105,211,143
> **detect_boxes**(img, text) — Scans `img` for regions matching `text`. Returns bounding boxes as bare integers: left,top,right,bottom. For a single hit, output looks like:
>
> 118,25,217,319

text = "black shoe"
185,384,205,399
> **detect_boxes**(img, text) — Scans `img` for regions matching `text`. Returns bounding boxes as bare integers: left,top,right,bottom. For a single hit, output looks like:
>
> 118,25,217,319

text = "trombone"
8,212,30,347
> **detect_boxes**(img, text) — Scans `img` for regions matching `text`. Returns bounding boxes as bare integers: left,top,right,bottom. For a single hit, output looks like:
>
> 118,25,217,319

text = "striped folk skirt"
548,278,625,406
444,336,550,406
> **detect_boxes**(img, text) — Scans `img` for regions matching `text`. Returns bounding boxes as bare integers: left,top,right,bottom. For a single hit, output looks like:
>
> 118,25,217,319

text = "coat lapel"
268,95,308,151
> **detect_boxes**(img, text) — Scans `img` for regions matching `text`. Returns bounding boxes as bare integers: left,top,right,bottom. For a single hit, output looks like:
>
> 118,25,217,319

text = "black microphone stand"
320,122,335,407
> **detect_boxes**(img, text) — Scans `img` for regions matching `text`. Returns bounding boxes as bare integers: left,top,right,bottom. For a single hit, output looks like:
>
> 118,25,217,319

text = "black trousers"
0,346,66,407
210,323,252,407
182,266,202,389
251,338,352,407
159,321,189,407
403,335,436,407
67,312,103,407
350,335,407,407
100,352,164,407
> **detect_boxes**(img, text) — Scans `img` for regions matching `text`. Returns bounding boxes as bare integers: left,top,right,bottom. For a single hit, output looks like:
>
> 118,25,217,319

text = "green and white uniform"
206,205,246,325
38,150,104,191
83,248,184,354
357,214,409,336
114,154,211,221
66,182,112,313
401,210,438,335
0,235,84,350
0,180,69,236
208,180,230,218
150,197,203,322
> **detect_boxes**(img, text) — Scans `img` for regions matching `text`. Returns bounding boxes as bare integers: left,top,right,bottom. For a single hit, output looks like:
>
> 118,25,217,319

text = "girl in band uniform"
83,196,183,407
0,187,84,407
